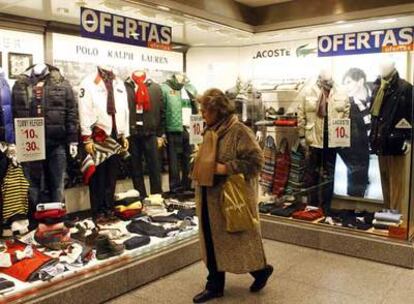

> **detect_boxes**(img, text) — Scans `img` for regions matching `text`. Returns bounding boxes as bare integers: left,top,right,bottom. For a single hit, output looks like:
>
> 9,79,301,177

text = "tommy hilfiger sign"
80,7,172,51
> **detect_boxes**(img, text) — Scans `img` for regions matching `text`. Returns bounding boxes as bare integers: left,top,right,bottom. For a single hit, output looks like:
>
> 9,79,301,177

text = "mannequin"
125,69,164,199
161,73,196,195
11,63,78,214
338,68,371,197
369,59,413,219
78,66,129,222
298,69,350,213
225,77,264,140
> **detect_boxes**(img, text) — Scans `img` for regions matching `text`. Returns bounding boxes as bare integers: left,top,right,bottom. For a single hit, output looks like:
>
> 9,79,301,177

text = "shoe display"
250,265,274,293
94,235,124,260
193,289,224,303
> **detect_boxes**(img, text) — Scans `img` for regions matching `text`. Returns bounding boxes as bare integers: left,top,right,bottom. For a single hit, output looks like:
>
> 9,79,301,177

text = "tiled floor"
106,239,412,304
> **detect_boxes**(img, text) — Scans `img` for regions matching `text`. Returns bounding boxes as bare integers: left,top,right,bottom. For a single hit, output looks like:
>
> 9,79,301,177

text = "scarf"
28,65,49,85
131,72,151,111
316,78,334,118
371,69,397,117
166,75,185,91
98,67,116,115
191,115,239,187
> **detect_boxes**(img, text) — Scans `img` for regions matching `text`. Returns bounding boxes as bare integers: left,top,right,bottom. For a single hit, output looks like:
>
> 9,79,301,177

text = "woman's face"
201,106,218,126
343,76,365,97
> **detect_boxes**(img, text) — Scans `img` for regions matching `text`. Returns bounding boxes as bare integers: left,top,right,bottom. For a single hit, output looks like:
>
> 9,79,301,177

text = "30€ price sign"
329,118,351,147
190,115,204,145
14,118,46,162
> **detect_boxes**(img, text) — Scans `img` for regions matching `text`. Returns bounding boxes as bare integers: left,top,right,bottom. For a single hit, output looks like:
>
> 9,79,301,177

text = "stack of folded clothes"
292,206,324,221
373,210,402,230
270,202,306,217
34,203,72,250
285,146,306,195
143,194,166,215
272,139,291,198
114,201,143,220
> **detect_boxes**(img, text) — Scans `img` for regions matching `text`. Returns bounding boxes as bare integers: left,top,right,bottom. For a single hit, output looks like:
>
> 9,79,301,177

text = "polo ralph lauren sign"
80,7,172,51
318,26,413,57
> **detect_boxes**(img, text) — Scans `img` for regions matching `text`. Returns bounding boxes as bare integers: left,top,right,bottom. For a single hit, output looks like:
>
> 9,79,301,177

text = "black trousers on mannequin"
130,134,162,198
201,188,268,292
167,129,192,193
89,155,120,217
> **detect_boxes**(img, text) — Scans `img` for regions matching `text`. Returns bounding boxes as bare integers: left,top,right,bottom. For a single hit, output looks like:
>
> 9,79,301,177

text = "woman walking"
191,88,273,303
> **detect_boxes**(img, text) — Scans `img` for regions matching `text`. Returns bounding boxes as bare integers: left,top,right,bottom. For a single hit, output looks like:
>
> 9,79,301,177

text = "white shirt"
78,73,130,138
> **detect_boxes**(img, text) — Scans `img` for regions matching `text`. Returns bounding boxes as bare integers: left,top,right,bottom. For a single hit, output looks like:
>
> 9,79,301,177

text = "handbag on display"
221,174,256,233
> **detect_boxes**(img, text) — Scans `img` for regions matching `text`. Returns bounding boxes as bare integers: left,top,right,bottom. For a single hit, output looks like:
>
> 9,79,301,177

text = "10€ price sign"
15,118,46,162
329,118,351,147
190,115,204,145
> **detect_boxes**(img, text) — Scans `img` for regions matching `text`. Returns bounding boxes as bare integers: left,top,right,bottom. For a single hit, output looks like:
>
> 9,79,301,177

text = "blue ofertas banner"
80,7,172,51
318,26,413,57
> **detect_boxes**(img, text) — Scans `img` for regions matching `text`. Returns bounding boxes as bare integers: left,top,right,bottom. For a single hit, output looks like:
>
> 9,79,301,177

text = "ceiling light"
195,23,211,32
215,29,230,36
335,20,345,24
157,5,170,11
192,43,206,46
377,18,397,24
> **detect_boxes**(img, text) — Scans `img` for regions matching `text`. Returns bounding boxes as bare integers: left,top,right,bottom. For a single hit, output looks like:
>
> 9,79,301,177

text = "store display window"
187,16,414,241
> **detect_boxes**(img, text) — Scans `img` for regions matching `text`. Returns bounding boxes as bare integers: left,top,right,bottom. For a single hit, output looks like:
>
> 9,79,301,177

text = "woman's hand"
215,163,228,175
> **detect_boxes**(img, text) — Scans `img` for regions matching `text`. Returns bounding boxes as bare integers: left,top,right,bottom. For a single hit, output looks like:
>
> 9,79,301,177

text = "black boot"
250,265,274,293
193,289,223,303
95,235,124,260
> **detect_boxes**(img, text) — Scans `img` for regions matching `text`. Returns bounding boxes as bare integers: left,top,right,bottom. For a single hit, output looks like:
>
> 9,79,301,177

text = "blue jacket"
0,71,14,143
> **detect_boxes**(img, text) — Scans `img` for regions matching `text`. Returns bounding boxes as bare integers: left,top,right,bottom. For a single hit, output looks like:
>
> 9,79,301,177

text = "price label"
14,118,46,162
190,115,204,145
329,118,351,148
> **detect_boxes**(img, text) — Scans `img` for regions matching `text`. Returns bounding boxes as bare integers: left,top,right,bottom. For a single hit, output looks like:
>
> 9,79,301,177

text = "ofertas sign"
318,27,413,57
81,7,172,51
14,118,45,162
190,115,204,145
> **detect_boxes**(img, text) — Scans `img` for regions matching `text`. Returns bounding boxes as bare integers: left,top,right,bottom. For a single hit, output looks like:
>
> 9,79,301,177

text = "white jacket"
298,83,349,148
78,72,129,139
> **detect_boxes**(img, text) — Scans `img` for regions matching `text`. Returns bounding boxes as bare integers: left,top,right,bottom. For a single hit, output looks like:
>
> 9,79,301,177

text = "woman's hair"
343,67,369,94
198,88,236,120
343,67,367,84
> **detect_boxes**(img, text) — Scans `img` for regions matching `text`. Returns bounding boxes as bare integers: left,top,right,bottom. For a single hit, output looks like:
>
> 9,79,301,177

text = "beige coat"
298,84,350,148
195,121,267,274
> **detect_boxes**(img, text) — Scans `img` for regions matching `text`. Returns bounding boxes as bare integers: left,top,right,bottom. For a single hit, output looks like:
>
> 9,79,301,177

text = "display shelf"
0,230,199,304
260,214,414,268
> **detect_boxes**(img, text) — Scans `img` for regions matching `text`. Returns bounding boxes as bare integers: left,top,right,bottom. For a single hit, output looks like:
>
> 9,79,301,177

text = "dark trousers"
89,155,120,216
130,134,162,198
167,129,191,193
308,147,337,213
23,144,66,207
201,188,267,292
338,146,369,197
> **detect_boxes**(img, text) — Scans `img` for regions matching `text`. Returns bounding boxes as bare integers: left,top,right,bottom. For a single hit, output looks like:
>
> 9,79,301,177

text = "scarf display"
131,72,151,111
191,115,239,187
316,78,334,118
371,69,397,117
98,67,116,115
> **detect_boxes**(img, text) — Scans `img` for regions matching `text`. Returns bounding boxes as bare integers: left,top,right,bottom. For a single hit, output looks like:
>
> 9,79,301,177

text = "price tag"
190,115,204,145
329,118,351,148
14,118,46,162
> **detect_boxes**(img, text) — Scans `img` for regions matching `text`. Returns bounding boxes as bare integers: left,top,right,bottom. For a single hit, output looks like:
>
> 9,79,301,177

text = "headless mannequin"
378,60,411,154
